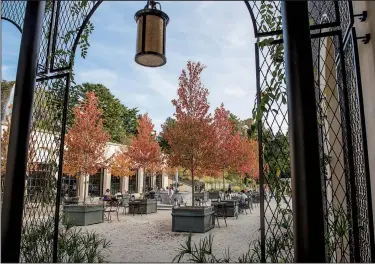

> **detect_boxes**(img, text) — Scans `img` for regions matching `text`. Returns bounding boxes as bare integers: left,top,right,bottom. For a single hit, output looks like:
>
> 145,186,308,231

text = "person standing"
228,183,232,194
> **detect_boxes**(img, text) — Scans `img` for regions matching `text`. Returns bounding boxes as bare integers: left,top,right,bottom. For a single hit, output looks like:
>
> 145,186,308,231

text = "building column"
161,169,169,189
119,176,129,193
151,173,156,188
137,168,144,193
78,174,89,202
120,177,126,193
103,168,111,193
124,176,129,192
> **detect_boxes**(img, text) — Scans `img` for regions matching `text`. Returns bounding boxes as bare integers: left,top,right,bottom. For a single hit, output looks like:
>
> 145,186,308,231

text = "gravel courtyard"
83,201,278,263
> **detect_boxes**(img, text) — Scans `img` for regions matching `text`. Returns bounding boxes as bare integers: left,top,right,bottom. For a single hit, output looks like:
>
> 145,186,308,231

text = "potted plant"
164,62,218,233
62,92,110,226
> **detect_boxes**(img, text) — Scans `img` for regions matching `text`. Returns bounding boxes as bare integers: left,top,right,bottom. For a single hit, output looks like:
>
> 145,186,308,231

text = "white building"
1,122,170,201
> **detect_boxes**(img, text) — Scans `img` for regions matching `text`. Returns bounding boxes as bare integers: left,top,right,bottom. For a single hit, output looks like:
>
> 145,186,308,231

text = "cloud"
1,65,16,81
224,87,249,98
77,69,118,89
133,93,150,107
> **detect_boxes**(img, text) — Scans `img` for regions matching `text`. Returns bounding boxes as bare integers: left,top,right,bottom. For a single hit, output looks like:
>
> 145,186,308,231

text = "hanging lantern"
134,0,169,67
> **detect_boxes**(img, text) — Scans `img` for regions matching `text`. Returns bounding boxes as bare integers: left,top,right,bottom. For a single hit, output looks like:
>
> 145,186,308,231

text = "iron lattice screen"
311,31,355,263
20,74,69,262
50,1,99,72
1,0,26,32
256,38,294,262
256,29,374,263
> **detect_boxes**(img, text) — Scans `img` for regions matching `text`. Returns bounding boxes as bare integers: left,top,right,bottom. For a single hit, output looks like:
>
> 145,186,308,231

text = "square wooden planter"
172,206,214,233
128,199,157,214
63,204,104,226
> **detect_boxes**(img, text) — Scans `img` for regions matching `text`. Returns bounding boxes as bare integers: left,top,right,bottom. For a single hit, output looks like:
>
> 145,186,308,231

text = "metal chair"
129,200,143,216
122,196,130,215
238,198,250,215
104,200,120,222
213,202,227,228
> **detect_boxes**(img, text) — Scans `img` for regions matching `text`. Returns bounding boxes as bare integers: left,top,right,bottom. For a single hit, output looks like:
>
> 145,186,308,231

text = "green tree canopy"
157,116,175,153
76,83,139,143
228,113,254,139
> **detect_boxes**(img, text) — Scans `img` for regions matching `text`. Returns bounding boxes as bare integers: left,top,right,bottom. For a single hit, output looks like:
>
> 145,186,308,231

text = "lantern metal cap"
134,8,169,25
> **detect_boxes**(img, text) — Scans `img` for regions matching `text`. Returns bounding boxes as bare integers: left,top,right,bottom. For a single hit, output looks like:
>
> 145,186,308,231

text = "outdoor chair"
122,197,130,215
178,197,187,207
104,200,120,222
210,198,218,204
195,198,204,206
244,198,251,214
129,200,145,216
116,194,123,203
247,195,253,212
213,202,227,228
239,198,250,215
252,193,260,206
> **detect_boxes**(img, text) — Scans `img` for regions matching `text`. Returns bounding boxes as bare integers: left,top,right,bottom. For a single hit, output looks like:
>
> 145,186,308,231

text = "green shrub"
232,186,241,193
21,216,111,263
173,233,260,263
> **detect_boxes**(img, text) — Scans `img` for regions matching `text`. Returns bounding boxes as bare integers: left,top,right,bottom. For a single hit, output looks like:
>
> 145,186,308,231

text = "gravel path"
83,201,279,263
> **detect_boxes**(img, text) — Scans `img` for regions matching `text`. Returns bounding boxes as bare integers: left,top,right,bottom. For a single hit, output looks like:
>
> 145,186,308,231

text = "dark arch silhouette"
1,17,23,33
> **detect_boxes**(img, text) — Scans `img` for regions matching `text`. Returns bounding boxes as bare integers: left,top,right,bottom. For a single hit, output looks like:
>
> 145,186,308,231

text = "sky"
2,1,257,133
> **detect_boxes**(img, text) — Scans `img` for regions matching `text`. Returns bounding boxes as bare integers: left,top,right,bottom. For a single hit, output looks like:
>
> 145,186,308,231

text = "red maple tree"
213,103,243,187
127,113,162,193
164,61,216,205
236,138,259,180
63,92,110,203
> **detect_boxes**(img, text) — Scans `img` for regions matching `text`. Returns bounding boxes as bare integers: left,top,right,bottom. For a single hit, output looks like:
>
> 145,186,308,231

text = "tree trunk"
191,168,194,207
83,173,87,205
143,169,145,194
222,170,225,193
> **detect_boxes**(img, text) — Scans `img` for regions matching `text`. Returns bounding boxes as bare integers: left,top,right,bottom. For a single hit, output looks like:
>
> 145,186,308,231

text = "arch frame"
1,0,374,262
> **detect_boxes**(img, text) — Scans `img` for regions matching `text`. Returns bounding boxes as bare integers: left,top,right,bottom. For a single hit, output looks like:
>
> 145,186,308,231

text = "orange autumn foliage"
63,92,110,177
237,138,259,180
165,61,216,177
111,149,135,177
127,113,162,172
212,103,243,170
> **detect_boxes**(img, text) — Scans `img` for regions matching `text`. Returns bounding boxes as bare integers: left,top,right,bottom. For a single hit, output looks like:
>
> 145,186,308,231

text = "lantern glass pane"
145,15,164,55
136,16,144,54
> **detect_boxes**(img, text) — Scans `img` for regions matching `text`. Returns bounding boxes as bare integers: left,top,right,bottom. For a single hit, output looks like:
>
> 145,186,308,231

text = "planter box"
63,204,104,226
63,197,79,205
208,191,220,200
172,206,214,233
128,199,157,214
220,200,238,217
194,192,209,202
